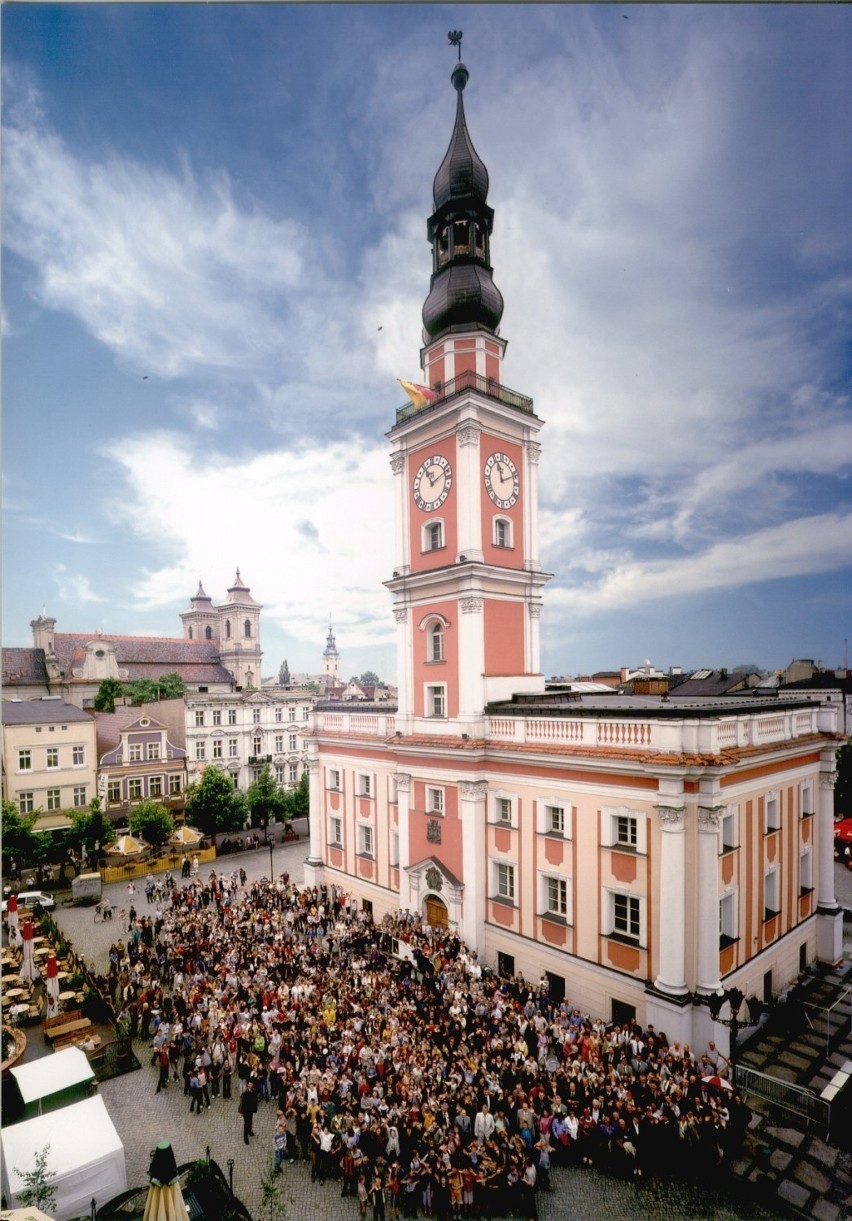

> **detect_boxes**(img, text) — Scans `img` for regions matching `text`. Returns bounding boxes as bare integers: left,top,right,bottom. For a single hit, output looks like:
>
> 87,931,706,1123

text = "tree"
245,764,288,829
124,671,186,705
129,800,175,848
185,766,244,843
358,670,380,687
69,799,115,863
1,800,36,875
15,1144,58,1215
282,771,309,822
94,678,125,712
836,738,852,817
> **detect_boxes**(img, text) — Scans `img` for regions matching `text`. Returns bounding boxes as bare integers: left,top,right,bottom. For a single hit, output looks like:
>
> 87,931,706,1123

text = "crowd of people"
98,871,751,1218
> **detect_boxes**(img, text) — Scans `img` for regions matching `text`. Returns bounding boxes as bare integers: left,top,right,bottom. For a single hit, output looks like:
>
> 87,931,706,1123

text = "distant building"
2,699,98,821
97,709,188,826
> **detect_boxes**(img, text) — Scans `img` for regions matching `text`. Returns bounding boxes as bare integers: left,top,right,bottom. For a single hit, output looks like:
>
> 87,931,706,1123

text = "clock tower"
386,58,550,736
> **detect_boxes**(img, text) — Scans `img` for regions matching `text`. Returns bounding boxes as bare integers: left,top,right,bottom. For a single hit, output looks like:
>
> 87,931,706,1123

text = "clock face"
484,452,520,509
413,454,453,511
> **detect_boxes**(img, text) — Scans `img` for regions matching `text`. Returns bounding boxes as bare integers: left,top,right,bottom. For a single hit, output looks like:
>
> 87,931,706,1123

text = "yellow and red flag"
398,379,439,410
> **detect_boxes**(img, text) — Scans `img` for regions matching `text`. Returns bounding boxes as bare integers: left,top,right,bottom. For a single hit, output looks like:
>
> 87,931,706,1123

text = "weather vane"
448,30,463,61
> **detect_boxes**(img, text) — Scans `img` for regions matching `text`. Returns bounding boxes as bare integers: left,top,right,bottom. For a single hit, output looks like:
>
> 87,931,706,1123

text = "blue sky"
3,4,851,683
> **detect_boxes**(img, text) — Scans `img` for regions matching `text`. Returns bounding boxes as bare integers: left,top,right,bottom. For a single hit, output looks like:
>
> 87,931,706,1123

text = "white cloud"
54,565,106,605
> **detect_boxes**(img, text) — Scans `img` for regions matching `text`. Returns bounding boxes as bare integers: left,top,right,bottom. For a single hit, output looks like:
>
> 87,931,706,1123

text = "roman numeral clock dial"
413,455,453,511
484,452,519,509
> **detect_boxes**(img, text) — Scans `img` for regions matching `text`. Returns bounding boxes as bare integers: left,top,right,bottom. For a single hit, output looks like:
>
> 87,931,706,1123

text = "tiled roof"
95,701,188,755
50,634,235,685
2,648,49,685
2,699,93,725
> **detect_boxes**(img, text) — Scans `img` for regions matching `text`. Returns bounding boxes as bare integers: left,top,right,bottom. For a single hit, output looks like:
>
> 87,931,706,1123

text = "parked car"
834,817,852,868
1,889,55,913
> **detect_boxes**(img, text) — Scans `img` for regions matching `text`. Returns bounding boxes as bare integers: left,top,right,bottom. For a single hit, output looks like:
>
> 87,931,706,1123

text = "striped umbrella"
20,919,38,984
6,892,19,939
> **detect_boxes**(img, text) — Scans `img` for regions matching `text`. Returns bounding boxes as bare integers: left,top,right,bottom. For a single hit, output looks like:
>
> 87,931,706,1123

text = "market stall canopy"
105,834,148,857
10,1046,94,1112
167,825,203,846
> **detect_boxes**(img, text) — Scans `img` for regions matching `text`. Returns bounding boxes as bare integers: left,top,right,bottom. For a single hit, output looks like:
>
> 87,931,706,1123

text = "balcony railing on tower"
396,369,534,424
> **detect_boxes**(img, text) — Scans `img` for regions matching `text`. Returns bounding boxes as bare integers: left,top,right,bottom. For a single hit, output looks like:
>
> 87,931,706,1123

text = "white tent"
10,1047,95,1115
0,1094,126,1220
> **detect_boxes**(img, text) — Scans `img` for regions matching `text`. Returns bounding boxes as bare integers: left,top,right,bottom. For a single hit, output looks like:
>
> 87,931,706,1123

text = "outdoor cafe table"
5,988,27,999
58,991,76,1002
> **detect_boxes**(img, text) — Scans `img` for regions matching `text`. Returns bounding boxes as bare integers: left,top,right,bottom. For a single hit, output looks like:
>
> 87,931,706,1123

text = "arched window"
244,619,251,638
422,519,444,552
188,627,193,640
205,625,213,640
429,622,444,663
494,516,513,548
225,619,231,639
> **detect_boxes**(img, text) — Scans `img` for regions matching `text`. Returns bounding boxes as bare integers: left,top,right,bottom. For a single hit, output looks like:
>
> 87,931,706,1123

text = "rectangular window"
719,891,738,948
765,792,781,834
764,869,780,919
613,893,641,940
228,709,237,725
72,745,85,766
276,766,286,784
800,848,813,895
149,776,163,797
195,710,205,727
720,807,738,853
800,782,813,819
289,734,298,752
169,775,182,796
358,823,374,857
427,787,444,815
73,785,87,807
426,521,443,551
358,773,373,798
128,743,142,762
288,708,296,722
328,813,343,847
212,710,222,726
147,742,160,760
275,707,283,722
195,741,206,761
18,749,31,771
545,876,568,918
496,862,515,903
545,805,565,835
289,763,298,783
19,792,34,814
228,738,239,758
252,736,262,757
496,797,512,824
614,813,638,849
46,788,61,811
128,778,143,801
389,828,400,867
328,768,341,790
46,747,59,769
213,739,223,759
427,685,446,718
303,707,309,721
253,708,262,724
275,734,285,752
108,781,121,804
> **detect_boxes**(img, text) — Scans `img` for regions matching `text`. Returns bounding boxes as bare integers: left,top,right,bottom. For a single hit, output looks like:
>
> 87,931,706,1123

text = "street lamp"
708,986,763,1080
261,818,274,881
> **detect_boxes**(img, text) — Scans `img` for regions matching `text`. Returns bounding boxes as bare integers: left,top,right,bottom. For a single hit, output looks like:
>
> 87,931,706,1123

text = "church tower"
323,622,341,684
180,581,219,643
386,56,550,735
217,569,263,688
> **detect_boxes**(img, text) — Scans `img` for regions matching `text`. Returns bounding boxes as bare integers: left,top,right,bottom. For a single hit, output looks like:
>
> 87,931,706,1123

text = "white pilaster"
457,597,486,726
653,804,688,996
696,806,723,994
393,606,413,729
305,754,322,868
816,761,842,962
525,440,542,575
460,779,487,952
396,773,412,911
455,422,483,563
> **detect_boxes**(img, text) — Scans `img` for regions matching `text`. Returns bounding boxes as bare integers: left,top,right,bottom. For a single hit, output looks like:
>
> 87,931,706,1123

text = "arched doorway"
425,895,448,929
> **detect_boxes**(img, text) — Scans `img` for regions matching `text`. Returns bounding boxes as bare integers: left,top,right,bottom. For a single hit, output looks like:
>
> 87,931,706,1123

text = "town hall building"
304,55,843,1049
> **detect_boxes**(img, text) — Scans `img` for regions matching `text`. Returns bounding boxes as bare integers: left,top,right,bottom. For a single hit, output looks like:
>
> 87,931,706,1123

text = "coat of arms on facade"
426,819,442,845
425,865,443,891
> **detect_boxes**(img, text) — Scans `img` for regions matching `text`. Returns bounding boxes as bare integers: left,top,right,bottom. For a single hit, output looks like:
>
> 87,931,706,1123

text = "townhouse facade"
2,699,98,819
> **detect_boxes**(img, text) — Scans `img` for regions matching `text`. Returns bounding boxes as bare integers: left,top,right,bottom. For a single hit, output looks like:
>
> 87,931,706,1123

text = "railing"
395,369,534,424
734,1064,831,1136
99,845,217,884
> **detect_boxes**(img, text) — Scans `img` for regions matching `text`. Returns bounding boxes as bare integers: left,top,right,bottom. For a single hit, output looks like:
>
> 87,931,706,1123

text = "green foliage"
124,671,186,705
94,677,125,712
285,770,309,820
69,800,115,859
129,800,175,847
1,800,36,870
15,1144,58,1214
245,764,288,828
255,1156,288,1221
836,738,852,817
185,766,244,840
358,670,380,686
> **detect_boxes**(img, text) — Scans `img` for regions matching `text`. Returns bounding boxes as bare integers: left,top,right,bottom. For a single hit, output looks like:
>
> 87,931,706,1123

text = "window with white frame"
213,739,223,759
72,785,87,807
169,775,182,796
389,828,399,867
495,796,513,825
128,778,142,801
195,710,205,727
128,743,142,762
719,890,738,947
427,786,444,815
46,788,61,811
275,706,283,722
800,846,814,894
18,749,31,771
302,707,309,720
614,812,638,849
228,709,237,725
544,803,568,836
389,777,399,805
252,735,262,756
494,861,516,903
543,874,569,919
213,710,222,726
493,516,513,548
358,773,373,798
72,745,85,766
720,807,738,854
19,792,34,813
288,707,296,722
289,763,298,783
428,621,445,662
328,768,341,790
426,685,446,718
328,813,343,847
289,734,298,751
602,806,646,854
46,747,59,769
253,708,262,724
764,867,780,919
147,742,160,760
357,823,374,858
800,781,814,819
195,741,206,761
228,738,239,758
765,791,781,833
275,734,285,753
107,780,121,803
149,776,163,798
609,891,642,941
276,766,286,784
422,519,444,552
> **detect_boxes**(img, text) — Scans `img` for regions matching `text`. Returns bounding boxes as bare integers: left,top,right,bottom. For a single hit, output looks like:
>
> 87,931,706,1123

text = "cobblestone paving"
49,833,776,1220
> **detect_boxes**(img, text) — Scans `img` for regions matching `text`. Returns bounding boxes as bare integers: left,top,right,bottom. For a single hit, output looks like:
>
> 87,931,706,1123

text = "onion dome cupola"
422,60,504,343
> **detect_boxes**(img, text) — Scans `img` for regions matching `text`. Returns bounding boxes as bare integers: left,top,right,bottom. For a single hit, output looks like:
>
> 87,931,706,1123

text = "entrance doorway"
425,895,448,929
